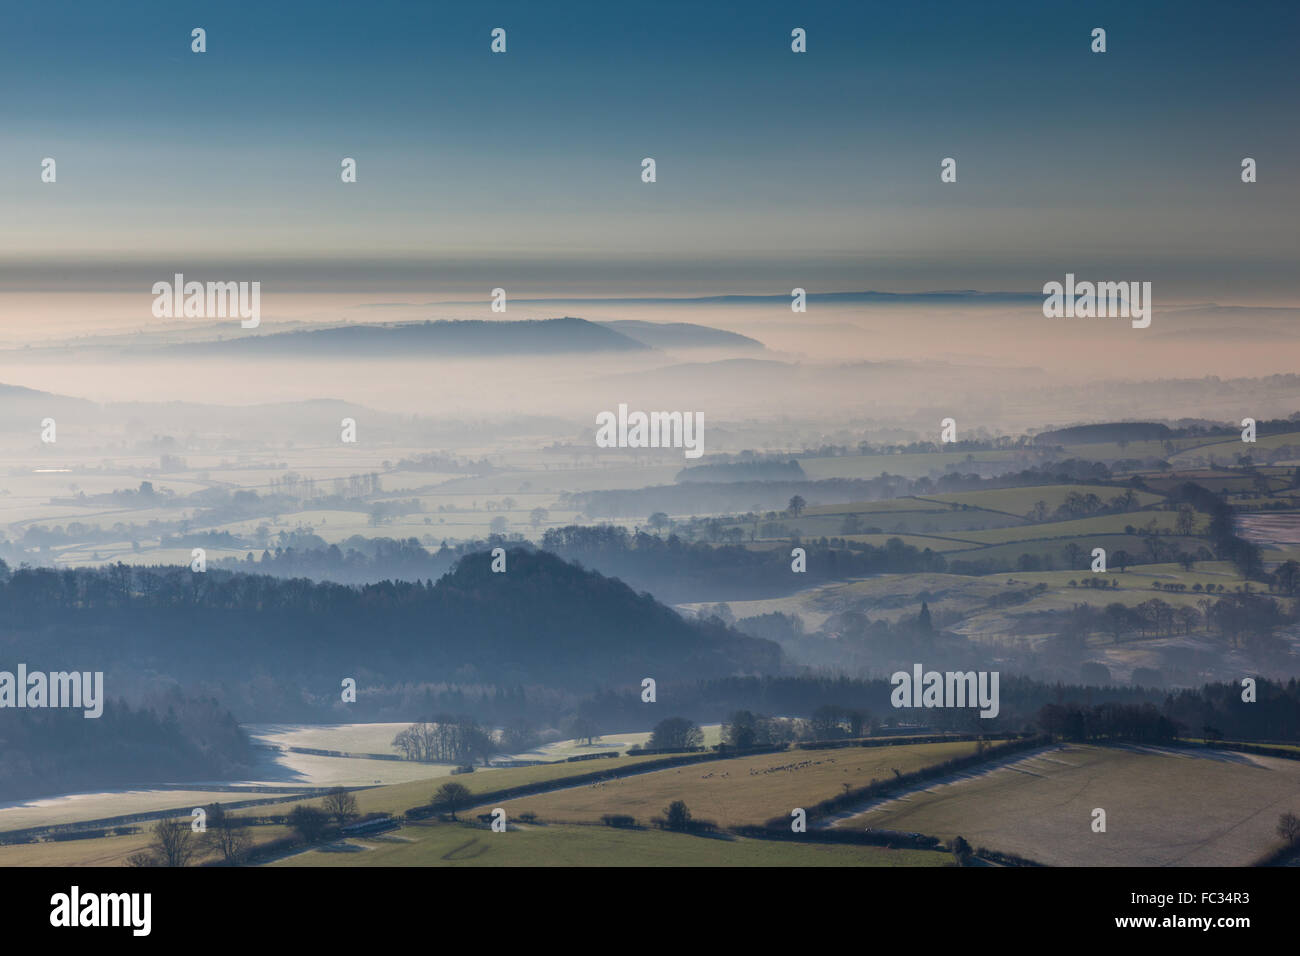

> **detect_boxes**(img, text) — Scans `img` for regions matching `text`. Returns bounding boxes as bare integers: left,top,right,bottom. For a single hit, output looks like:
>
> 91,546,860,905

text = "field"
1049,438,1206,463
837,533,982,552
953,510,1194,543
836,744,1300,866
0,753,682,866
796,450,1024,481
0,737,974,866
251,722,725,763
0,826,295,868
919,484,1165,515
490,742,982,829
1167,430,1300,467
274,820,951,867
0,787,316,834
804,498,950,516
731,482,1241,584
0,725,723,854
787,509,1027,537
6,447,690,569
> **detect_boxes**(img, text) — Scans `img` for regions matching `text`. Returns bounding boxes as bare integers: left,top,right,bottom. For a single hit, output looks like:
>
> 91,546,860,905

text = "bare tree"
201,803,251,865
1278,812,1300,844
150,818,197,867
392,725,421,761
323,787,360,827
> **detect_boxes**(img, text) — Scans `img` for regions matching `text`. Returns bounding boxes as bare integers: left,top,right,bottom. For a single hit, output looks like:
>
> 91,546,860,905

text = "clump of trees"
647,717,703,751
1036,590,1294,653
652,800,717,834
1037,702,1177,742
288,805,331,844
393,717,495,765
721,710,779,749
127,805,255,867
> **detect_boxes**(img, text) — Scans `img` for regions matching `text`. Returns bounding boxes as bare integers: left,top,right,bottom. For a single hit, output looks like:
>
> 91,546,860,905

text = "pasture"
274,820,951,867
489,741,982,829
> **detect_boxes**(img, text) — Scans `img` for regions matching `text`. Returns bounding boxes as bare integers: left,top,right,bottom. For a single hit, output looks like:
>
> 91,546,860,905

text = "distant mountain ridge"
163,317,651,357
420,290,1044,306
594,320,763,350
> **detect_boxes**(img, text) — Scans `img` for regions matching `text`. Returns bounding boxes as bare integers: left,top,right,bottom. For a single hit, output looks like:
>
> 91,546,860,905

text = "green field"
1167,430,1300,467
1050,438,1207,462
796,451,1022,481
919,484,1164,515
954,510,1195,544
804,497,949,516
494,742,981,829
0,753,695,866
837,533,982,552
254,754,684,823
947,533,1202,569
273,820,951,867
2,738,977,868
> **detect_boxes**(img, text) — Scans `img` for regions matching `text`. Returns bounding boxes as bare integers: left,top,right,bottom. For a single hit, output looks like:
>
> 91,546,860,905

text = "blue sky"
1,0,1296,296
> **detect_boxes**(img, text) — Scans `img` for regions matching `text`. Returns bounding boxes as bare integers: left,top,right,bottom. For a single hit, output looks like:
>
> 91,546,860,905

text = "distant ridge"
163,317,651,357
595,320,764,350
414,290,1043,307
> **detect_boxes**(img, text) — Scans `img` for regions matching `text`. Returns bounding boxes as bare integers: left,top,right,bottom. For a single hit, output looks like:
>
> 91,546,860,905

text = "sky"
0,0,1297,299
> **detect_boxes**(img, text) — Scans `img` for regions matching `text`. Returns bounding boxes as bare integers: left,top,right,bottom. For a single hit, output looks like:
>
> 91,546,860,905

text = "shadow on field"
442,837,490,861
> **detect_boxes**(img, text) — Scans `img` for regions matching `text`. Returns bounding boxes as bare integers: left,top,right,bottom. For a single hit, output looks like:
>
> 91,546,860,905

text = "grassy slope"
837,744,1300,866
273,820,951,867
485,742,981,829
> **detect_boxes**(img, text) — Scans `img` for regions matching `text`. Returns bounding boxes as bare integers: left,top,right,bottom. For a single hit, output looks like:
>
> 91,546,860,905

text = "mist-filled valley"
3,295,1300,834
6,0,1300,884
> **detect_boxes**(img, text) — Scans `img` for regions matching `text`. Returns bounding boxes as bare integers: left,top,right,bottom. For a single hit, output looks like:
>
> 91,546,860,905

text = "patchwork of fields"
5,728,1299,868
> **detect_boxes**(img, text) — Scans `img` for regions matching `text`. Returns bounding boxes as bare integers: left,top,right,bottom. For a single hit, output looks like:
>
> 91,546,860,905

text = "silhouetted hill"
164,317,651,358
595,320,763,350
1036,422,1174,444
0,550,780,717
